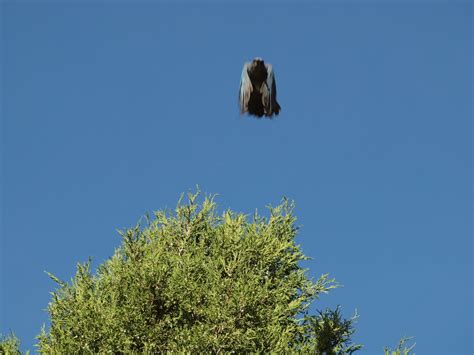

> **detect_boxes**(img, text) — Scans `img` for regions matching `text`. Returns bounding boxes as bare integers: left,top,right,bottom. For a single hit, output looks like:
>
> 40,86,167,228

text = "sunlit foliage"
37,192,357,353
0,333,22,354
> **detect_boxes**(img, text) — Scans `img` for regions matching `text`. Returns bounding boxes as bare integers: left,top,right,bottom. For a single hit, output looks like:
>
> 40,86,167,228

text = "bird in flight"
239,58,281,118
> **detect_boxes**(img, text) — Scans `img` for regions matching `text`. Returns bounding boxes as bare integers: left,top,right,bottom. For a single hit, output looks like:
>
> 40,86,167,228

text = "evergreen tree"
37,192,358,353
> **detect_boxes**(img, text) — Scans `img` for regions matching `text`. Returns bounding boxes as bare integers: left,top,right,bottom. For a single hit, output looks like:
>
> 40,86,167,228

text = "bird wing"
239,62,253,114
261,63,280,116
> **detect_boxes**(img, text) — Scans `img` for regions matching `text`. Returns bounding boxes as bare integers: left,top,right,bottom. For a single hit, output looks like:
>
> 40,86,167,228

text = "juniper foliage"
0,333,22,354
37,192,349,353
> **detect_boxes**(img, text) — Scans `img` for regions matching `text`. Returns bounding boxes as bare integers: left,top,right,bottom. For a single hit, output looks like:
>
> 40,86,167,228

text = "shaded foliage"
303,306,362,354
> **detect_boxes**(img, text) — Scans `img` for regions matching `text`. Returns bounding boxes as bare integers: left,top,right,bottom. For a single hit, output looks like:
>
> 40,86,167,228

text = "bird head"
251,57,265,70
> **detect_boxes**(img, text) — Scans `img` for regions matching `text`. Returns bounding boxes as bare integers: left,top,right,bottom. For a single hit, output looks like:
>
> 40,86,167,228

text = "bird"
239,58,281,118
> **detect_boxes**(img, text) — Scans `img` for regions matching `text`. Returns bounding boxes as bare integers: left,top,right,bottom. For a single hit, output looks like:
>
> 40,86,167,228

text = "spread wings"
261,64,280,116
239,61,280,118
239,62,253,114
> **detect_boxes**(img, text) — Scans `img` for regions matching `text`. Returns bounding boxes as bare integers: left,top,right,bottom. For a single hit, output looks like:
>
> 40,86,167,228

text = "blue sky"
1,2,472,353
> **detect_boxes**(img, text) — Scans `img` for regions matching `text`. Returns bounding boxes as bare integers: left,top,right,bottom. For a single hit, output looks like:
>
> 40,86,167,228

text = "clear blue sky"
1,2,472,353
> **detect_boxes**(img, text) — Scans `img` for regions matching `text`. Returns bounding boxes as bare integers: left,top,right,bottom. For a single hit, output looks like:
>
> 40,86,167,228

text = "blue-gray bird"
239,58,281,118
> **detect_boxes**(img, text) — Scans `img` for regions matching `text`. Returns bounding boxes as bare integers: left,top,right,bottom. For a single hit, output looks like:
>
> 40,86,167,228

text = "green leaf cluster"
37,192,355,353
0,333,22,354
384,337,416,355
303,306,362,354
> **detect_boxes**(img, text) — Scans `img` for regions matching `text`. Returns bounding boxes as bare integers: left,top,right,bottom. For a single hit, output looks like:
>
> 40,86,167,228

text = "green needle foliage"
304,306,362,354
37,192,357,353
384,337,416,355
0,333,22,354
